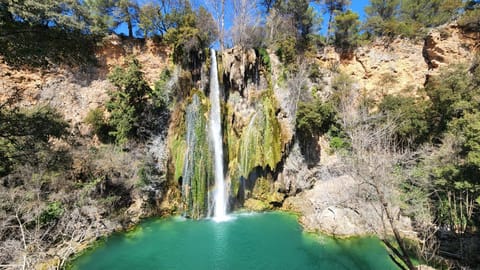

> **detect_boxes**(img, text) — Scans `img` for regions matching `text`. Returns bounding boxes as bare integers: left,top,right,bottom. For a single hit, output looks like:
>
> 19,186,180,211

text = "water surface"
71,212,398,270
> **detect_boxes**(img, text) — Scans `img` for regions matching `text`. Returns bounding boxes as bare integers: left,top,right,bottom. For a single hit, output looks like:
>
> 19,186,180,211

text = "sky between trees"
114,0,370,38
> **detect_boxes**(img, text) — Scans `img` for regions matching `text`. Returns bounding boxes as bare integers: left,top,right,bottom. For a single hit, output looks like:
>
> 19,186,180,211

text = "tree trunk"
378,191,416,270
127,17,133,38
326,12,333,43
220,0,225,51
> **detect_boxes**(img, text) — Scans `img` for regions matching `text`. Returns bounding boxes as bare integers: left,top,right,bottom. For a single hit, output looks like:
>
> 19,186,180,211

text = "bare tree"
230,0,262,48
265,8,296,47
340,108,416,269
331,80,420,269
206,0,226,50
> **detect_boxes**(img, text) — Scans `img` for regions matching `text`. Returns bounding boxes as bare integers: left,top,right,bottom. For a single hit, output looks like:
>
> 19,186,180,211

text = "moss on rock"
231,91,282,179
168,91,213,218
226,89,284,205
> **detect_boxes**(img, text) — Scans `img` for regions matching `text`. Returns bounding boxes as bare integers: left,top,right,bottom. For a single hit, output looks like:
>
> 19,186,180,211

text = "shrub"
85,108,111,142
329,136,348,150
379,95,430,146
275,37,297,64
458,8,480,32
296,100,336,137
107,57,152,145
39,201,64,224
258,47,272,73
152,69,172,109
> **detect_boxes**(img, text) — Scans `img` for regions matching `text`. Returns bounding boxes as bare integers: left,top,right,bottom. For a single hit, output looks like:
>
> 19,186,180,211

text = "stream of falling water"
209,49,228,221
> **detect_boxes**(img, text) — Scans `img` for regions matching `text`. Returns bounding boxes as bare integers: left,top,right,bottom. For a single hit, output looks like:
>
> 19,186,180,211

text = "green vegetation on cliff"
0,105,68,176
226,90,283,198
227,91,283,181
168,92,213,218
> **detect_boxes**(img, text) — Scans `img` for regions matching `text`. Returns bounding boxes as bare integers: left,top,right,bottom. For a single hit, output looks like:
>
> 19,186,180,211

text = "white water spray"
210,49,228,222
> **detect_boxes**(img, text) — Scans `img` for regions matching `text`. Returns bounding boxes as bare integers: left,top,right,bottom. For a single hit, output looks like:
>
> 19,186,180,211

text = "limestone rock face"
0,34,171,127
222,46,257,93
424,25,477,69
316,23,478,102
319,39,429,101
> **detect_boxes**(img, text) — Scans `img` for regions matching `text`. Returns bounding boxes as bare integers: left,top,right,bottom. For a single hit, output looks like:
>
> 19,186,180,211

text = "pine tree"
364,0,401,36
401,0,462,27
84,0,116,35
333,9,360,51
323,0,351,42
4,0,88,30
114,0,139,38
138,2,162,37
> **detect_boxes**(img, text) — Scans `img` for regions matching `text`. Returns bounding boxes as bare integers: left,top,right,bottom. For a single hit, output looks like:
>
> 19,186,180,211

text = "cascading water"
209,49,228,221
181,94,200,216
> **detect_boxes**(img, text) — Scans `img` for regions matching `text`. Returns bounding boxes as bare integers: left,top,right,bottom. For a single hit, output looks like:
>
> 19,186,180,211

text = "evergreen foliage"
106,57,151,144
333,10,361,51
0,106,68,176
3,0,89,31
39,201,64,224
364,0,463,38
379,95,430,146
138,2,163,37
296,99,336,138
164,5,217,67
409,64,480,233
114,0,139,38
322,0,351,40
458,6,480,31
85,107,111,142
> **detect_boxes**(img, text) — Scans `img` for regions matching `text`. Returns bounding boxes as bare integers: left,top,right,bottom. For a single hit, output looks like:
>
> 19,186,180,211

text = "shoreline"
58,208,393,269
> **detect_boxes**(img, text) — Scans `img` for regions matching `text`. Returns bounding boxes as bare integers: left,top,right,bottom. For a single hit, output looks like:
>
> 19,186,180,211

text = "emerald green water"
71,212,398,270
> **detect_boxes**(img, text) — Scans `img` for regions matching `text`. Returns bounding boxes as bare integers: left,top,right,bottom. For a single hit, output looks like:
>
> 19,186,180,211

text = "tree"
379,95,430,146
339,107,417,270
206,0,225,50
3,0,89,31
328,73,432,269
333,10,360,52
84,0,116,35
322,0,350,42
401,0,462,28
365,0,400,20
164,4,217,67
107,57,151,144
277,0,322,43
265,7,296,47
423,64,480,235
231,0,263,47
425,65,479,135
364,0,403,37
0,104,68,176
458,3,480,31
296,100,336,138
265,0,321,59
115,0,140,38
259,0,277,13
137,2,162,37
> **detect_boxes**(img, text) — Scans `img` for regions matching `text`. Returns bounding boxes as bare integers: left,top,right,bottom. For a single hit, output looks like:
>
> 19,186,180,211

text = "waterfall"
209,49,228,221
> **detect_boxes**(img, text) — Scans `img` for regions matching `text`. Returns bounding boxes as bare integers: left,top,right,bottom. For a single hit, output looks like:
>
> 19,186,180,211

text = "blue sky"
116,0,370,38
315,0,369,34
